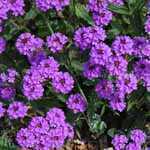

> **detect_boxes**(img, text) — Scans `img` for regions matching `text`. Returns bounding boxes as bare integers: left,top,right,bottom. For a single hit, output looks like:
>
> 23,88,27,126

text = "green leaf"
0,136,17,150
109,4,130,15
89,114,107,134
25,8,38,20
75,4,93,25
107,128,116,137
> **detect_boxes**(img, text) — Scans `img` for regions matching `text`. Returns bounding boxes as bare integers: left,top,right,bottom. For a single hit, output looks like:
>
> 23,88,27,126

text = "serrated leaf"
75,4,93,25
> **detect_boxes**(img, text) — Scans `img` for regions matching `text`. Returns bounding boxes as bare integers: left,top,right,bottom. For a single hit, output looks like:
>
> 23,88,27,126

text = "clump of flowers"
52,71,74,94
66,93,87,113
7,101,28,119
36,0,70,11
112,129,146,150
47,32,68,53
16,108,74,149
145,15,150,34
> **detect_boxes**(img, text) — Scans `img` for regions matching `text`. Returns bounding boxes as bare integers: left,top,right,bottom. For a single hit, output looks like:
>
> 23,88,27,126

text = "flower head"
7,102,28,119
66,93,87,113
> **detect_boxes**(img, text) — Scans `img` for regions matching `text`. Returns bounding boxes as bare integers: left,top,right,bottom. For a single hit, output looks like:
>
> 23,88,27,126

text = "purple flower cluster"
0,68,18,100
83,60,103,80
0,102,5,118
87,0,113,26
66,93,87,113
112,129,146,150
16,33,44,57
74,26,106,51
0,37,6,54
47,32,68,53
16,108,74,149
134,59,150,91
52,71,74,94
108,0,124,6
112,36,134,55
74,18,150,112
0,0,25,30
112,134,128,150
145,15,150,34
36,0,70,11
23,55,74,100
7,101,28,119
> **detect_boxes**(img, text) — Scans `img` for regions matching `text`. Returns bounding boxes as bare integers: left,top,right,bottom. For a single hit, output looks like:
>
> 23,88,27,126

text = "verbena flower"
130,129,146,145
145,16,150,34
90,42,112,65
92,9,112,26
52,71,74,94
112,35,134,55
66,93,87,113
83,60,103,80
7,102,28,119
112,134,128,150
47,32,68,53
0,86,15,100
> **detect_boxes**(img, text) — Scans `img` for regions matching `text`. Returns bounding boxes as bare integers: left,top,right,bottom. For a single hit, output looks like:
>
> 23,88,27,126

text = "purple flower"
16,33,43,56
0,0,9,21
7,102,28,119
52,71,74,94
108,0,124,6
93,9,113,26
106,55,128,76
0,86,15,100
7,68,18,83
132,37,147,56
112,36,134,55
141,42,150,57
16,33,36,56
74,27,92,50
66,93,87,113
130,129,146,145
109,98,126,112
38,57,60,79
7,0,25,16
83,60,103,80
0,102,5,118
87,0,108,13
23,81,44,100
50,0,70,11
112,134,128,150
90,42,112,65
109,93,126,112
125,142,141,150
0,37,6,54
145,16,150,34
46,107,66,127
27,50,47,66
95,79,114,100
35,0,52,12
47,32,68,53
91,26,106,45
16,128,36,148
28,116,49,134
66,123,74,139
134,59,150,91
116,73,138,95
74,26,106,51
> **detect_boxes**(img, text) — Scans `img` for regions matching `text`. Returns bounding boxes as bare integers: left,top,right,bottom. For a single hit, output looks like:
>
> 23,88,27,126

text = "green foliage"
0,136,17,150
